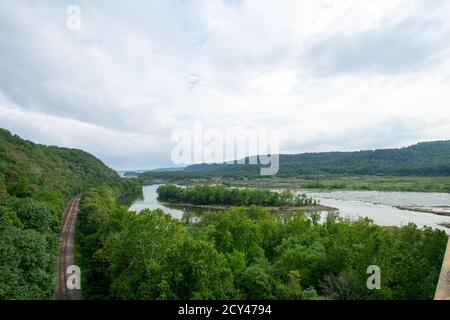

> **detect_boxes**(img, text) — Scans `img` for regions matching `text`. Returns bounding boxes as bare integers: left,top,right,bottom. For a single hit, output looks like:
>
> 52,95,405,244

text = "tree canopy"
156,184,318,207
0,128,140,299
77,185,448,300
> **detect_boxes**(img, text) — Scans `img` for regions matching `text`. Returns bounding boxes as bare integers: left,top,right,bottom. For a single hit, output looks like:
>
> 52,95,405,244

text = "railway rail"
57,195,82,300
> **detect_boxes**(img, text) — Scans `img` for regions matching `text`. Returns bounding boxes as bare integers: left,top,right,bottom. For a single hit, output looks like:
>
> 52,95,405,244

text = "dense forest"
136,140,450,180
77,187,448,300
0,128,139,299
1,128,448,300
157,184,318,206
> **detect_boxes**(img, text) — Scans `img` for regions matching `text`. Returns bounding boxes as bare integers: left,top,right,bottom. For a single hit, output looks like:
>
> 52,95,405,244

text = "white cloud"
1,0,450,169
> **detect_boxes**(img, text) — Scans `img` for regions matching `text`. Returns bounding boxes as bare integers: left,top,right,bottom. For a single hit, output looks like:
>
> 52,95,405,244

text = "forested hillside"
138,140,450,180
77,193,448,300
0,128,137,299
0,128,119,212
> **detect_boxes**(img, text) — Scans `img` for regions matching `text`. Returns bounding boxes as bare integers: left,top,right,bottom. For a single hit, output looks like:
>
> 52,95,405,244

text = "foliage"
0,128,120,215
139,140,450,181
156,184,318,207
77,187,448,300
0,199,58,299
0,128,138,299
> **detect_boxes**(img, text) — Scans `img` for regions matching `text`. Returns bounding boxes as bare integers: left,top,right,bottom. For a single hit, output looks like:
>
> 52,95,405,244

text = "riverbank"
130,185,450,234
162,201,337,213
396,206,450,217
144,176,450,193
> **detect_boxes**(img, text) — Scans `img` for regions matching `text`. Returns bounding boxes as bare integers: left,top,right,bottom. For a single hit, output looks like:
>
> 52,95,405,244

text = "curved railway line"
57,195,82,300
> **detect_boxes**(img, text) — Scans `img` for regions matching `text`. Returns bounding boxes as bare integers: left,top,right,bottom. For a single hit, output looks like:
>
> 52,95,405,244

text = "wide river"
129,185,450,234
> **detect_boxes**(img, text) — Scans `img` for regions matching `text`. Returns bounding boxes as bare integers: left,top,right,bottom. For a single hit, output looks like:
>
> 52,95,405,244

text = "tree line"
138,140,450,181
156,184,319,207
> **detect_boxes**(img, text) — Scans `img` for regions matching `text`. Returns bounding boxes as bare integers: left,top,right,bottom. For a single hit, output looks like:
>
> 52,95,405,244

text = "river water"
129,185,185,219
129,185,450,234
305,191,450,233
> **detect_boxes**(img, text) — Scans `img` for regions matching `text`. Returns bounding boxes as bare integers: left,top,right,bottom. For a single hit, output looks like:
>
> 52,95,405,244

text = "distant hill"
119,170,148,177
152,166,185,172
124,166,184,177
139,140,450,180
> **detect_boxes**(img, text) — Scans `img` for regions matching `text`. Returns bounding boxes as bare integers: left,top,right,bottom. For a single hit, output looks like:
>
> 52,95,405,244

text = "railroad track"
57,195,82,300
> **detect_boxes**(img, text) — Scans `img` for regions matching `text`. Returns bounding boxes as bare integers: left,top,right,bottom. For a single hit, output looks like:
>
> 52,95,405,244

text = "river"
128,184,185,219
129,185,450,234
305,190,450,233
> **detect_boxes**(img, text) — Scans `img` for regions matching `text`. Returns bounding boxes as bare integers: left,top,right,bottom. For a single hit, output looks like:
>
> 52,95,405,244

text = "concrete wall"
435,237,450,300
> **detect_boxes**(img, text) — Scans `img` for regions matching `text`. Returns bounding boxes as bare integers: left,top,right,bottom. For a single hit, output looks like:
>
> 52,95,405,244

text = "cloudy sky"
1,0,450,170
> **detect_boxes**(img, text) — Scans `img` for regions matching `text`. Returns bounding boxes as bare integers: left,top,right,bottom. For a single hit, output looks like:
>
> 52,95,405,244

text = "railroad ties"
57,195,82,300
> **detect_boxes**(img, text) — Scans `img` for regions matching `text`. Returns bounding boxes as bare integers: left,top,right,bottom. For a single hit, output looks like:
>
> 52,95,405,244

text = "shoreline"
147,183,450,217
395,206,450,217
161,201,337,212
142,176,450,194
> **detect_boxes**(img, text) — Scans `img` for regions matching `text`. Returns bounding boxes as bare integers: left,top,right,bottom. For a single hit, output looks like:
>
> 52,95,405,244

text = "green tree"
240,264,273,299
161,237,235,299
109,209,185,299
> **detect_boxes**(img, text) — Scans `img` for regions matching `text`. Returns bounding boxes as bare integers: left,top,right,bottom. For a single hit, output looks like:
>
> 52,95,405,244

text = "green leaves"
6,179,32,198
78,185,448,300
161,237,235,299
0,129,142,300
0,128,120,215
209,208,263,259
0,224,55,299
157,184,317,207
0,194,61,300
240,264,273,300
0,197,58,233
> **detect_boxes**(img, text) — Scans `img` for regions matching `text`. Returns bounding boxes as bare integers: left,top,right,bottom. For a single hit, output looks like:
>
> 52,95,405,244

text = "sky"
1,0,450,170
